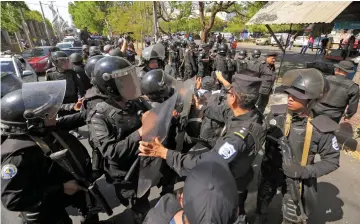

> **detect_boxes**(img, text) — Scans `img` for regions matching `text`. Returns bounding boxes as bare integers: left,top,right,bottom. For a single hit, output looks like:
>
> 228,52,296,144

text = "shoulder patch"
1,164,18,180
332,136,340,151
218,142,237,160
311,115,340,133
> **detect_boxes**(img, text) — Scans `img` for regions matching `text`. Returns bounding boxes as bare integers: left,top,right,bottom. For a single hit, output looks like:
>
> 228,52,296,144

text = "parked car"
293,36,308,47
0,54,38,83
256,37,271,45
61,47,82,56
63,36,75,43
271,33,289,46
56,42,74,50
22,46,52,73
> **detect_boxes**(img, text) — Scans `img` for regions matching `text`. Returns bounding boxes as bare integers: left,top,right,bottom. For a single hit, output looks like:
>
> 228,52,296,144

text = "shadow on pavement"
308,182,344,224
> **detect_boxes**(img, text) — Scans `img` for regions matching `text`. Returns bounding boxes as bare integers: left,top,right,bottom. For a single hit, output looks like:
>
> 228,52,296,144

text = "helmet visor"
22,80,66,119
56,57,71,70
110,65,142,101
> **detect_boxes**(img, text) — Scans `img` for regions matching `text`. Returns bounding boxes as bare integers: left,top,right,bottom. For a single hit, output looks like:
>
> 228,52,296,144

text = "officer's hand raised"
139,137,168,159
215,71,224,81
63,180,87,195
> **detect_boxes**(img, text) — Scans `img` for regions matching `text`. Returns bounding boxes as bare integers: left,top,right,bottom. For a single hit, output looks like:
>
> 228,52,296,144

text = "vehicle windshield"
23,48,49,59
56,43,73,49
63,38,74,42
0,61,16,75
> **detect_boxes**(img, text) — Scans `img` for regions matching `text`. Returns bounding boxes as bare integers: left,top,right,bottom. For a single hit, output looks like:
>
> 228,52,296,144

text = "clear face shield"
22,80,66,120
56,57,72,71
105,65,142,101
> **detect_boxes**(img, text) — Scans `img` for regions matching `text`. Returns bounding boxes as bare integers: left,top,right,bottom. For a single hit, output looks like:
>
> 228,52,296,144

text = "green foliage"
68,1,111,34
45,19,52,28
24,10,43,22
161,16,226,34
1,1,29,32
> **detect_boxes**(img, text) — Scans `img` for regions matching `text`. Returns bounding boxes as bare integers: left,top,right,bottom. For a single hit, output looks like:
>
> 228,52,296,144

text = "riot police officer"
44,46,61,71
255,68,340,224
178,40,188,79
227,49,237,81
70,52,92,91
46,51,85,104
140,69,175,104
257,52,277,113
87,56,150,223
236,50,248,73
89,46,102,58
138,43,166,80
109,48,125,57
165,42,179,79
312,60,359,123
197,50,211,77
212,43,231,84
139,72,266,224
183,41,197,80
1,81,95,224
251,49,262,60
82,44,90,61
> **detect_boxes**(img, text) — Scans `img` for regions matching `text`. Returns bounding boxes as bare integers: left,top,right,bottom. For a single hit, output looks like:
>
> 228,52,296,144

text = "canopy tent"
245,1,359,77
246,1,352,25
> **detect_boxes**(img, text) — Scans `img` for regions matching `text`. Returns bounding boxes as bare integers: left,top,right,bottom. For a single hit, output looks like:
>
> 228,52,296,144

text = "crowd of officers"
1,34,359,224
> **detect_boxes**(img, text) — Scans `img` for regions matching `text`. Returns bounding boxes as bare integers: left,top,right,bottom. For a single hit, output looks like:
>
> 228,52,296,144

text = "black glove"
282,163,310,179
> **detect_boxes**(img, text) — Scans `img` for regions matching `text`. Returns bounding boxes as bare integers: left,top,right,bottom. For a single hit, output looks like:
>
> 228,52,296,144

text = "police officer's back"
70,53,92,91
313,60,359,123
212,43,230,82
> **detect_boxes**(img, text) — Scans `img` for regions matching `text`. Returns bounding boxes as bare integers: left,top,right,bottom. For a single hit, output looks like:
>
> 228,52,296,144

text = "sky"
25,0,73,26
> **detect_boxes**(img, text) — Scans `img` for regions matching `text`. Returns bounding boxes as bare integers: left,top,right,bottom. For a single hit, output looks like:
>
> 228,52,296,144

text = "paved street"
2,45,360,224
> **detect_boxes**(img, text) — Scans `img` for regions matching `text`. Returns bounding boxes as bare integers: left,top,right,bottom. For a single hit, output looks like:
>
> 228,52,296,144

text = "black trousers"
257,93,270,114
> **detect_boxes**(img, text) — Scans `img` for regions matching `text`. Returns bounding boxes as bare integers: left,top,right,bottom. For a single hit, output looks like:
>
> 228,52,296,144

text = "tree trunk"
201,28,210,43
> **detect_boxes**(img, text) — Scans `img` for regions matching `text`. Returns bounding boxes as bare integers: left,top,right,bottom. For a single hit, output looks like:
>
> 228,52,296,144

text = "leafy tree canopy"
1,1,28,32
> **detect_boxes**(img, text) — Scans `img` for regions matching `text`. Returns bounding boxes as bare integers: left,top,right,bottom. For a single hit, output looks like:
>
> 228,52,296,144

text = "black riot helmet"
92,56,141,101
237,49,247,59
69,52,83,64
109,48,125,57
1,72,23,98
285,68,329,110
169,41,177,51
306,60,335,76
89,46,101,57
218,43,228,55
84,55,105,79
142,43,166,62
51,51,71,70
140,69,176,102
230,49,236,57
181,39,188,48
0,80,66,135
82,44,89,53
252,49,261,58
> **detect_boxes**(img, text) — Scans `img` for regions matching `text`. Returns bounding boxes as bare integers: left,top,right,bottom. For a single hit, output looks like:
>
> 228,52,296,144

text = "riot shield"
137,78,195,198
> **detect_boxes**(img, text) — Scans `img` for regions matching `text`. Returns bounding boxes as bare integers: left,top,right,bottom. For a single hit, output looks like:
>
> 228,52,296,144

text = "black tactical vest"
236,59,247,73
320,75,355,107
214,55,228,73
287,119,307,163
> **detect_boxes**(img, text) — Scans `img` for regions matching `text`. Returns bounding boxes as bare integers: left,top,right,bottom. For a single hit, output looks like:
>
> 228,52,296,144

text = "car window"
14,59,24,74
56,43,73,49
0,61,16,75
23,48,49,59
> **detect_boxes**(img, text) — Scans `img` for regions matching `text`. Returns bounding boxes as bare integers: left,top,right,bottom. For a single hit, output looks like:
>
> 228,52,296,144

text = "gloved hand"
282,163,310,179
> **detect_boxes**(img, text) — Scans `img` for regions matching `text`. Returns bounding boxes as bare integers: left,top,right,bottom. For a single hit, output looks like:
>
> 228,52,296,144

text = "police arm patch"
332,136,339,151
218,142,237,160
1,164,18,180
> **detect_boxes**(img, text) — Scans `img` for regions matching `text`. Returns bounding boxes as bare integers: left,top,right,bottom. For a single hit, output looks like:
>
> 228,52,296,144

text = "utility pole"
19,9,34,48
152,1,159,42
39,1,51,44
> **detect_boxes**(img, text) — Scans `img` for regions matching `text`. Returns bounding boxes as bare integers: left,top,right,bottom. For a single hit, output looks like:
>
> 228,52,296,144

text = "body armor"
287,118,307,163
320,75,355,107
236,59,248,73
259,63,276,95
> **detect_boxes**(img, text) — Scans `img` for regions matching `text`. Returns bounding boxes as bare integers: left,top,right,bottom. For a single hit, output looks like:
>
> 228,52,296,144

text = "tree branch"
199,2,206,28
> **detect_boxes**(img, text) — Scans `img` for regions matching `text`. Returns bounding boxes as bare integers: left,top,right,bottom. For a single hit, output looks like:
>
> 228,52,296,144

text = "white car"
0,55,38,83
293,36,308,47
63,36,75,43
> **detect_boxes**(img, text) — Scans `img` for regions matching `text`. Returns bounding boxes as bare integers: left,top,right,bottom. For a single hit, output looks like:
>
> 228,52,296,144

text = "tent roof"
246,1,352,25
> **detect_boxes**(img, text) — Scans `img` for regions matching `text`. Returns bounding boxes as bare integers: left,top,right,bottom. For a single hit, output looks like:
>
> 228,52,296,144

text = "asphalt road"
2,46,360,224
